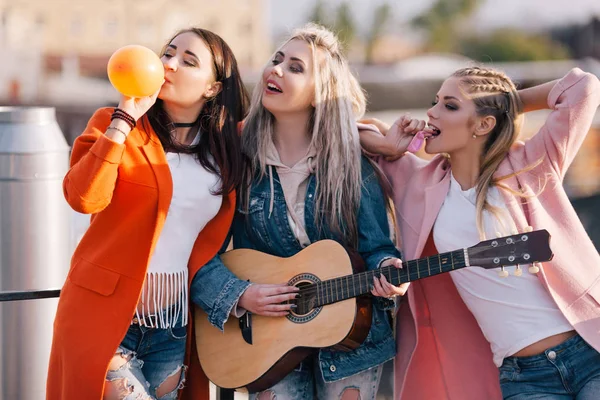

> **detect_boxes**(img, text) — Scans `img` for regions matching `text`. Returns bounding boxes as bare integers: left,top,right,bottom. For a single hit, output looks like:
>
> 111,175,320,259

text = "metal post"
0,107,71,399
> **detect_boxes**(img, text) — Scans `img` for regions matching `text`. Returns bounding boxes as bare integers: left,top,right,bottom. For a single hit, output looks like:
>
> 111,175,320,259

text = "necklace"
173,122,196,128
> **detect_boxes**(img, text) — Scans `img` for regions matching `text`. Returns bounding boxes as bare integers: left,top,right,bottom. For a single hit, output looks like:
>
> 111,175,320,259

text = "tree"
365,3,392,64
333,2,356,52
308,0,329,27
460,29,571,62
412,0,481,52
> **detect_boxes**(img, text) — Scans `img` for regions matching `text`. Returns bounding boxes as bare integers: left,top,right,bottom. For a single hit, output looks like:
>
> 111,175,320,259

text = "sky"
268,0,600,38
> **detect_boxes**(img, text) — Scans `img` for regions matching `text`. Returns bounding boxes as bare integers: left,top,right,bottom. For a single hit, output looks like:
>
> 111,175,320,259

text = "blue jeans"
249,355,383,400
105,311,187,400
499,334,600,399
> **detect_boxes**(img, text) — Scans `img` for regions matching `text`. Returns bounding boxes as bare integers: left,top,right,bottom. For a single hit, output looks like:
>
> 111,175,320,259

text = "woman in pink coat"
361,67,600,399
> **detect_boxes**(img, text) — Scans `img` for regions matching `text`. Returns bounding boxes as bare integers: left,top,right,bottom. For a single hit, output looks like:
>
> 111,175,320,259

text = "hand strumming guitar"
238,283,299,317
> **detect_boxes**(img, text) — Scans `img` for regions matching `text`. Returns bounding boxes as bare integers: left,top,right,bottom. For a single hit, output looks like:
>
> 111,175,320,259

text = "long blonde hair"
452,66,540,238
241,23,365,246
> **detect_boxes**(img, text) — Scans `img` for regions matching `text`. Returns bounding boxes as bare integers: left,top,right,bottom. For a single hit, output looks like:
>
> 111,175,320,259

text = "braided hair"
452,66,524,238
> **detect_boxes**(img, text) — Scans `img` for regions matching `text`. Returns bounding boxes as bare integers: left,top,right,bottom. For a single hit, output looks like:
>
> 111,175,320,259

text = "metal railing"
0,289,235,400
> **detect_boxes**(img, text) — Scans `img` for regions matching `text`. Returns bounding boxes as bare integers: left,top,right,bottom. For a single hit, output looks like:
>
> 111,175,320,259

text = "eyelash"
431,100,457,111
163,53,196,67
271,59,302,73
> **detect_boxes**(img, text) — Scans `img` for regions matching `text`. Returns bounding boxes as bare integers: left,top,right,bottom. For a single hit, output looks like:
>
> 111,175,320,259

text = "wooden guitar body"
195,240,371,392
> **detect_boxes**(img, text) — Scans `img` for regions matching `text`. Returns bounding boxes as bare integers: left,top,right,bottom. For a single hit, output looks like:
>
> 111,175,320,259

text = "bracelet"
107,126,129,139
111,108,136,129
111,113,135,130
113,108,136,125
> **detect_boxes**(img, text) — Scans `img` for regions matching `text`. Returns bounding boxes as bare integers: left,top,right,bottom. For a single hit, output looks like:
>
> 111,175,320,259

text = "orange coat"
47,108,235,399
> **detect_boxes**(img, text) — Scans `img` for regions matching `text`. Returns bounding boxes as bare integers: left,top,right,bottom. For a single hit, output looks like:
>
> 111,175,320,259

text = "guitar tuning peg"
498,267,509,278
511,229,519,235
496,231,503,238
528,262,541,274
523,226,533,233
514,265,523,277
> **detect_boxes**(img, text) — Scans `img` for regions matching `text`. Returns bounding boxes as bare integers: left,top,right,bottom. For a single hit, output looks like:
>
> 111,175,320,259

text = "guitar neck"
312,249,467,307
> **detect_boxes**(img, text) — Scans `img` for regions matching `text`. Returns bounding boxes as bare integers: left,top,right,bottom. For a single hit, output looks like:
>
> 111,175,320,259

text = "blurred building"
0,0,270,103
368,34,420,65
3,0,270,73
0,0,43,103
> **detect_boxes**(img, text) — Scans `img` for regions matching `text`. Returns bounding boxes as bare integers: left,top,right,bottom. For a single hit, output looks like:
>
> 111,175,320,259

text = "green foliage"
460,29,571,61
412,0,480,52
413,0,480,30
366,3,392,63
307,1,394,60
413,0,570,62
306,1,356,52
308,0,329,27
333,2,356,51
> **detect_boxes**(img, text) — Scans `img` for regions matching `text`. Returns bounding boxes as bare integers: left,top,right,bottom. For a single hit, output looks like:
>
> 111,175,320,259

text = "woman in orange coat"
47,27,248,399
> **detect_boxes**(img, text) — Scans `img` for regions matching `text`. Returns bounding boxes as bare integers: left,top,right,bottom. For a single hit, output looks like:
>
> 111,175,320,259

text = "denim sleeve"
357,158,402,269
190,223,251,331
357,157,403,309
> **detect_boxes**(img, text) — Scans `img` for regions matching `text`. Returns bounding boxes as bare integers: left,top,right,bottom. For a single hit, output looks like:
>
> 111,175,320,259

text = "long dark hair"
144,28,248,195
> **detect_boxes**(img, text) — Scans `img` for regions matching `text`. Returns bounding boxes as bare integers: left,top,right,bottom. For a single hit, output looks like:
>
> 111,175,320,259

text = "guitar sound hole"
290,282,314,316
286,274,322,324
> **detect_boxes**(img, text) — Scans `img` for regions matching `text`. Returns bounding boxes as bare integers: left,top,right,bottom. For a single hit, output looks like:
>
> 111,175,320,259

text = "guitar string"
294,253,463,295
292,253,467,308
291,236,531,309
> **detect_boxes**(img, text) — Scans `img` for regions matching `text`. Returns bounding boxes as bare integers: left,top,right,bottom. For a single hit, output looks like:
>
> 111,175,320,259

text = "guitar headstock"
467,229,553,275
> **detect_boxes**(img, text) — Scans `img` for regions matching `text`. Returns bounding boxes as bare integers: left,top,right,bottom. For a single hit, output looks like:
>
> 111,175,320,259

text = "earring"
472,134,477,139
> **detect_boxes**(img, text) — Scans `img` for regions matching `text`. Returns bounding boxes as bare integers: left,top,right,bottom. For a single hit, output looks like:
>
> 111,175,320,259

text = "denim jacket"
191,156,401,382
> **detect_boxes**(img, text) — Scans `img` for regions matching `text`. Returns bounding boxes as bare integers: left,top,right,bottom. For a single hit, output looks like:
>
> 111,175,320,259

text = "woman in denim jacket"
191,24,407,400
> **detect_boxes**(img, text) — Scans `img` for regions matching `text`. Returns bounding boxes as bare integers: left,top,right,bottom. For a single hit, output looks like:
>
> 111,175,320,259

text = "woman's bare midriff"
511,330,577,357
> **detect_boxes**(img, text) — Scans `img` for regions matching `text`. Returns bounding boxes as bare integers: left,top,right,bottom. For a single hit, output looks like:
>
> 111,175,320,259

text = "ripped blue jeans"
249,355,383,400
105,311,187,399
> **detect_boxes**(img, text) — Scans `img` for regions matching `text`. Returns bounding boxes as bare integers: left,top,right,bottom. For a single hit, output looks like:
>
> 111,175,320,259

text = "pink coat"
380,68,600,400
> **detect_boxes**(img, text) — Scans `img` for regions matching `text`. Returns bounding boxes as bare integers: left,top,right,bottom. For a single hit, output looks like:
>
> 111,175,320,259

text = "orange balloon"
107,45,164,98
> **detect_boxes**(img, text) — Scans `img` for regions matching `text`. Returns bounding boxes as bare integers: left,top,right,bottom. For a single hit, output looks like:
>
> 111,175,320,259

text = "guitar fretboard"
298,249,466,308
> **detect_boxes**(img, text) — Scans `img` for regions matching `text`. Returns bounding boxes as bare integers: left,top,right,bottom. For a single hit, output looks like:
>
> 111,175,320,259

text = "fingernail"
295,294,301,298
290,305,297,309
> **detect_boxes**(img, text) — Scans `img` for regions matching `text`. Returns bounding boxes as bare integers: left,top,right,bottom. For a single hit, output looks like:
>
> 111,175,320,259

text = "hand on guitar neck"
371,257,409,298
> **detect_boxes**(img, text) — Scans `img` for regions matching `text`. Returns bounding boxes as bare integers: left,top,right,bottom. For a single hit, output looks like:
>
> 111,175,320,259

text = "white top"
433,173,572,367
136,134,223,328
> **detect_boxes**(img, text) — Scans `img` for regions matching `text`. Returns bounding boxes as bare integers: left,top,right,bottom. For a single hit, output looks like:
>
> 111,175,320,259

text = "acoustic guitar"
195,229,553,392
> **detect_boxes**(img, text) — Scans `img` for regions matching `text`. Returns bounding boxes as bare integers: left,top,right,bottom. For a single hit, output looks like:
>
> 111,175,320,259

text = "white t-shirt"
433,173,572,367
137,135,223,328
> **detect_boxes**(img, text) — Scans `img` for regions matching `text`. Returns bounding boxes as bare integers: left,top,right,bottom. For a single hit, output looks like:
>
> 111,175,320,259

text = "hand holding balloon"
107,45,165,121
